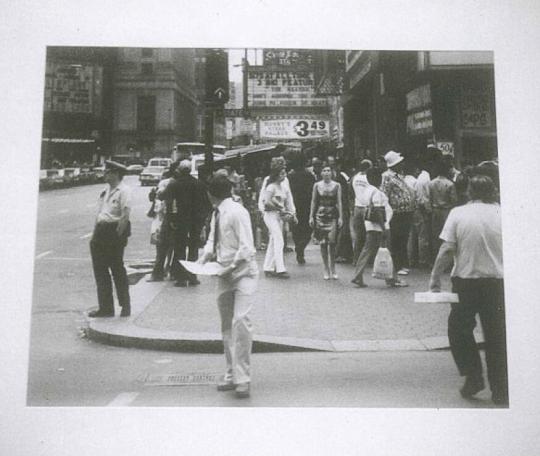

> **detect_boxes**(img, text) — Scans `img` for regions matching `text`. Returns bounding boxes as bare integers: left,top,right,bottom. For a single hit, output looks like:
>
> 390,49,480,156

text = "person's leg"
408,209,420,268
449,278,484,385
266,213,286,273
90,240,115,315
351,207,366,263
263,213,276,272
109,242,130,314
320,242,330,278
389,212,402,271
398,212,413,271
352,231,381,285
478,279,508,405
217,290,235,385
231,276,256,386
186,225,201,284
417,209,432,267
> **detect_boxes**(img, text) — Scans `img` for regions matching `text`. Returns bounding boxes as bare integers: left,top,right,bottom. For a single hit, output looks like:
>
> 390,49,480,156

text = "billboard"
44,62,103,115
247,68,327,108
259,117,330,140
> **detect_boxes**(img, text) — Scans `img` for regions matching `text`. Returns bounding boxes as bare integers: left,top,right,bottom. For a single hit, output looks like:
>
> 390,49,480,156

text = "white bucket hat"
384,150,404,168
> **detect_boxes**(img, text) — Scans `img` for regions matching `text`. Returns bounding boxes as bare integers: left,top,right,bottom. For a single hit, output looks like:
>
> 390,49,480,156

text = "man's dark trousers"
90,223,130,314
171,222,200,281
389,211,413,271
449,277,508,404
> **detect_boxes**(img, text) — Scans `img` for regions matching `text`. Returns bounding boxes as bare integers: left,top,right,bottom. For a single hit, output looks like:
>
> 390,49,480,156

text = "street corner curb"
85,319,330,353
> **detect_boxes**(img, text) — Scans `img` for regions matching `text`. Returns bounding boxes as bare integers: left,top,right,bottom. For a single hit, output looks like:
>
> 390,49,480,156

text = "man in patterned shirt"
381,150,416,282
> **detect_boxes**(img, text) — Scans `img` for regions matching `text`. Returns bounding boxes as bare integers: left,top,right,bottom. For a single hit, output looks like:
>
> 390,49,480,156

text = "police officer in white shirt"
88,161,132,318
199,175,258,399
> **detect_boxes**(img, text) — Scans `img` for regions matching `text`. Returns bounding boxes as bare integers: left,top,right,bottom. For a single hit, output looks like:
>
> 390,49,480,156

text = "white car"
139,166,166,186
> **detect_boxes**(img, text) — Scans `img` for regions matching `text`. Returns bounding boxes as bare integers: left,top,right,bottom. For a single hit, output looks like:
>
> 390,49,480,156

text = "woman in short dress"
309,165,343,279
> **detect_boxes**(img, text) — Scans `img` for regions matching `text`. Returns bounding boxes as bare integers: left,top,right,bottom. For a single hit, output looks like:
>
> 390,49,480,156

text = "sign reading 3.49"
294,120,328,137
260,118,330,140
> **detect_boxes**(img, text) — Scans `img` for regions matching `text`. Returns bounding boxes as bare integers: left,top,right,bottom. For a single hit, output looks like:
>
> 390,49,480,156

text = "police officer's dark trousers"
90,222,130,314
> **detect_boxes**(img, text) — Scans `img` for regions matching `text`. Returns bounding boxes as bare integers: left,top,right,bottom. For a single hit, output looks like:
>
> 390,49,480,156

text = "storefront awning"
224,144,280,159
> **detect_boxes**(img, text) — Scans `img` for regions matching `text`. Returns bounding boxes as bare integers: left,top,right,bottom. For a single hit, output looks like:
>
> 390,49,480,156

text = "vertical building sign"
460,85,492,129
406,84,433,135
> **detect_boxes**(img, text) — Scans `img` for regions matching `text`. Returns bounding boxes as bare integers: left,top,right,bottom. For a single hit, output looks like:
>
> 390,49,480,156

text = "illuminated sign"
263,49,314,66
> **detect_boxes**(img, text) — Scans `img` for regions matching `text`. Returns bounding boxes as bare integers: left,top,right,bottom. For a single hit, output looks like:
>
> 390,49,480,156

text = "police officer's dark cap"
105,160,127,175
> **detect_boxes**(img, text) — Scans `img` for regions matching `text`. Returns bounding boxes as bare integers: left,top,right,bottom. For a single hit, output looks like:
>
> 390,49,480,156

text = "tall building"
342,51,497,167
41,46,116,168
111,48,201,160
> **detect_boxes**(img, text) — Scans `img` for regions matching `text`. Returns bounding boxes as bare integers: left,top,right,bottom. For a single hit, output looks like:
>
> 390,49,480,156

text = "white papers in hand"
414,292,459,303
180,261,224,276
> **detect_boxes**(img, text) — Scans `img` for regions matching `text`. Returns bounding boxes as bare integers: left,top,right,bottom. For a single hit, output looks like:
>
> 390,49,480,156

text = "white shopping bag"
372,247,394,280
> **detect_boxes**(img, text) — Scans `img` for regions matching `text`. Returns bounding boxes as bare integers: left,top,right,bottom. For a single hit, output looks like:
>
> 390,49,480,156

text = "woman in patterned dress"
309,165,343,279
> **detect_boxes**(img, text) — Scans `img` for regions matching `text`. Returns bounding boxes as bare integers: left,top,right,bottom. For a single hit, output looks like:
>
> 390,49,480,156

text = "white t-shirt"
439,201,503,279
351,172,371,207
364,186,393,232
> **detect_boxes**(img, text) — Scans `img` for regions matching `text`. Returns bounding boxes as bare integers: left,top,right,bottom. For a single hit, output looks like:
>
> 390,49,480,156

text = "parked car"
140,166,166,186
93,165,106,182
126,164,144,175
147,157,172,168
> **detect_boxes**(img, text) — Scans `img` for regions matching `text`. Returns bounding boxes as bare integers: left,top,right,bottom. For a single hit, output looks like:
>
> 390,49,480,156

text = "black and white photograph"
2,1,540,455
29,46,507,408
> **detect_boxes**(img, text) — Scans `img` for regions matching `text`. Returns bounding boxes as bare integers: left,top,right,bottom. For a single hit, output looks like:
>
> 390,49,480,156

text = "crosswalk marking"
35,250,53,259
107,392,140,407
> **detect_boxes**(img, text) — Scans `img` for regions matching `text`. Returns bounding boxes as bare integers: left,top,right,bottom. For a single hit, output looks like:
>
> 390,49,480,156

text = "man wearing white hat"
381,151,416,284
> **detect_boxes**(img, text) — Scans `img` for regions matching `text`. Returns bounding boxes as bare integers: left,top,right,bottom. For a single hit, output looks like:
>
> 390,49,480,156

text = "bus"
173,142,226,161
173,142,227,179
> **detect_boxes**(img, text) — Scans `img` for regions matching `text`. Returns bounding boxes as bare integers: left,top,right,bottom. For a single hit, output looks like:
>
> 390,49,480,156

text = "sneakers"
351,279,367,288
88,309,114,318
120,306,131,317
216,378,250,398
460,375,485,399
386,279,409,288
216,379,236,392
275,271,290,279
235,383,250,399
397,268,409,276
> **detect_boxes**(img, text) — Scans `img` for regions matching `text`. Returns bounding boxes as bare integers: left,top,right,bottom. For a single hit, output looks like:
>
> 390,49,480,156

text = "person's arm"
448,182,458,207
199,211,216,264
116,188,131,237
218,209,255,276
309,183,318,227
429,241,456,291
336,183,343,227
285,184,296,215
257,176,268,212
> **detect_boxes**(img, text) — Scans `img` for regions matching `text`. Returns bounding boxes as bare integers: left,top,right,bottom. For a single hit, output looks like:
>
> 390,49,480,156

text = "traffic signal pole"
204,103,215,177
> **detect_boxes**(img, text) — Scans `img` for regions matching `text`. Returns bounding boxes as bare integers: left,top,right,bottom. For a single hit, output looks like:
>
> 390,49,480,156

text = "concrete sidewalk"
86,245,484,352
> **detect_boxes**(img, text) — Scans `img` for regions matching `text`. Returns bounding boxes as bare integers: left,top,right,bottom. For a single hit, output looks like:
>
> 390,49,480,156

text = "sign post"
203,49,229,178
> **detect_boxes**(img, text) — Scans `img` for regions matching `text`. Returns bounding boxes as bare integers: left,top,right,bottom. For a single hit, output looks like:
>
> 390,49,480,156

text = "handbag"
365,189,386,227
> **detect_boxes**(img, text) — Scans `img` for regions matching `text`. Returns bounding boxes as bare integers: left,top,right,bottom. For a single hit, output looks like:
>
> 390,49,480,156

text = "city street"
28,177,494,407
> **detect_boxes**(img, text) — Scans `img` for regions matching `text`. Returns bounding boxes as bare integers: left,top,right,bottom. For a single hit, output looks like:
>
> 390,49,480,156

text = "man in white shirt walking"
199,175,259,399
350,159,373,263
429,175,507,406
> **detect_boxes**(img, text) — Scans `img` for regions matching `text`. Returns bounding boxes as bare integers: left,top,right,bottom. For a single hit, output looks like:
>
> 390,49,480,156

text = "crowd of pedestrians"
87,145,505,405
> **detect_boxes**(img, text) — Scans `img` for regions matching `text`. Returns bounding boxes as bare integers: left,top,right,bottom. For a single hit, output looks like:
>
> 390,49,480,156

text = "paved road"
28,310,498,408
29,177,484,407
32,176,156,316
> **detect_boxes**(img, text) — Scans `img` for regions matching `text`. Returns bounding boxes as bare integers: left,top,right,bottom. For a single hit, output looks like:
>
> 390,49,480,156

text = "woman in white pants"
262,166,297,279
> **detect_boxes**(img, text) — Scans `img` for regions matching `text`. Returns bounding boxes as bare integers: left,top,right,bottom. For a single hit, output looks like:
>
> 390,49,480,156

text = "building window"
141,63,153,75
137,96,156,132
141,48,153,58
